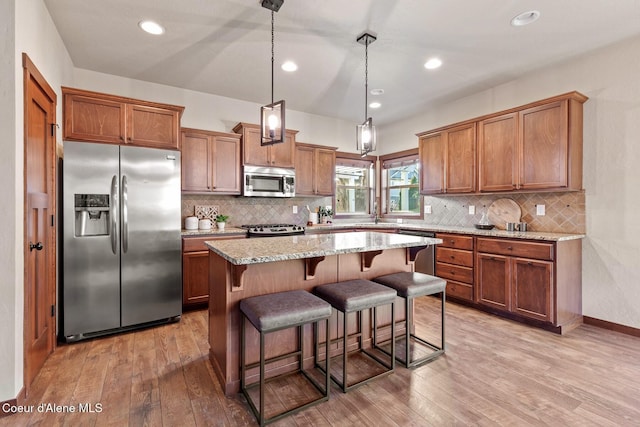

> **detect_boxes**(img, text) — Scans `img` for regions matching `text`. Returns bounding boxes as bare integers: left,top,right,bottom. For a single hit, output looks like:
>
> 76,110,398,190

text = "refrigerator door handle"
110,175,118,254
122,175,129,253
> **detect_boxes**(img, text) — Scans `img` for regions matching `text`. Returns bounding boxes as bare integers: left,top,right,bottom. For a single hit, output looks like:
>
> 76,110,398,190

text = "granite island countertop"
204,231,442,265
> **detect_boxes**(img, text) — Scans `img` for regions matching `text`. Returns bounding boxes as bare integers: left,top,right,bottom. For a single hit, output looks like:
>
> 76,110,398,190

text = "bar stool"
240,290,332,426
314,279,397,392
372,272,446,368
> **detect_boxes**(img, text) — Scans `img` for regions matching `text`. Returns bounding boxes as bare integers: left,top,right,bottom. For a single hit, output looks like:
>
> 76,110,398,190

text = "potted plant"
318,206,333,224
216,214,229,231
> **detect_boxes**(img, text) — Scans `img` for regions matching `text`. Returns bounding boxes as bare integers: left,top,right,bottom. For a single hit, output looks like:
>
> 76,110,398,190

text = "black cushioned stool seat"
240,290,332,426
314,279,397,392
373,272,446,368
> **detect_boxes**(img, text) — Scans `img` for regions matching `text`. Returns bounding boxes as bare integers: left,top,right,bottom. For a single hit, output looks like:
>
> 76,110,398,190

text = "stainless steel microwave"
243,165,295,197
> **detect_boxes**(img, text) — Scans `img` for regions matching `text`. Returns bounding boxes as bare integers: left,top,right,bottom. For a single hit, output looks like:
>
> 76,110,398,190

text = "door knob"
29,242,43,251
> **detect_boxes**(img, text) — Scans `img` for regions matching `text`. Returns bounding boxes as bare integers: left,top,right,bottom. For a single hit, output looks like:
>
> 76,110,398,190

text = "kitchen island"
205,231,441,395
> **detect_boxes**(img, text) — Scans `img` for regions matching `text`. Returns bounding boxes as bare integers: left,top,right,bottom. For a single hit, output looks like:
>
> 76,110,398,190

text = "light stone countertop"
306,223,585,242
181,227,247,237
204,231,442,265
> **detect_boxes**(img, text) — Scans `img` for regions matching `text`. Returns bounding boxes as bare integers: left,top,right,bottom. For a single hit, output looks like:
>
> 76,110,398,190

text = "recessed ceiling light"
511,10,540,27
139,20,165,35
370,88,384,95
424,58,442,70
369,102,381,109
281,61,298,72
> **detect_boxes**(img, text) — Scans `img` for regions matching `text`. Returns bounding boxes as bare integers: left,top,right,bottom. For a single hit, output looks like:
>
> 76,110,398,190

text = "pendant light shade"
356,32,377,156
260,1,285,146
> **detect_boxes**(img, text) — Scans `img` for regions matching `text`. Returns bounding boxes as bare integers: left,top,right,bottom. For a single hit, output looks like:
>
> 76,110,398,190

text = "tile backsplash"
422,191,585,233
182,195,333,227
182,191,585,234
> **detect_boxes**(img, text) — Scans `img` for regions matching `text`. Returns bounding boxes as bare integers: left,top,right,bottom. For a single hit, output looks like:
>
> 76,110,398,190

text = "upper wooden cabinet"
62,87,184,150
295,143,337,196
418,122,476,194
181,128,242,194
478,92,587,192
420,91,587,195
232,122,297,168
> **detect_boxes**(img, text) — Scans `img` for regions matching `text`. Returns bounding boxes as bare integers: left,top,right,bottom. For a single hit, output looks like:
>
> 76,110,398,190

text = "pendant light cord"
271,10,275,105
364,37,368,121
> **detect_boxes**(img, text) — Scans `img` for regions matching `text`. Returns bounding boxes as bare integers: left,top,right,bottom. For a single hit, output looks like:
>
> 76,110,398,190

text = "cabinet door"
242,126,271,166
315,148,336,195
446,123,476,193
511,258,553,322
182,251,210,307
295,145,315,195
64,93,125,144
181,131,211,192
519,100,568,190
270,130,296,168
478,113,518,192
127,104,180,150
212,135,242,194
476,253,510,310
419,132,445,194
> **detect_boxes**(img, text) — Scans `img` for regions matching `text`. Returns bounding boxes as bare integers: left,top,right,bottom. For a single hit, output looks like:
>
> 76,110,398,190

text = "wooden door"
476,253,510,310
269,130,296,167
519,100,568,190
182,251,210,307
295,145,315,195
126,104,180,149
419,133,445,194
181,130,211,191
211,135,242,194
446,123,476,193
23,54,56,389
511,258,553,322
240,125,270,166
63,93,125,144
478,113,518,192
315,148,336,195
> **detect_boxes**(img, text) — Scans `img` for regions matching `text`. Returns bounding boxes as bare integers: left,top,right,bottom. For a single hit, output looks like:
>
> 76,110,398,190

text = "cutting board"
487,198,521,230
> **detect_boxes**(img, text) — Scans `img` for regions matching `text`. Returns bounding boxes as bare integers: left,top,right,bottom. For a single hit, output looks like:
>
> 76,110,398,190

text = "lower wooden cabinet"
435,233,475,302
182,234,245,309
475,236,580,332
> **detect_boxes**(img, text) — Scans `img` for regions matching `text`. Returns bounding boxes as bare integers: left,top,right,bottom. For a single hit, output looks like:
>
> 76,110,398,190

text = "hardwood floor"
4,298,640,426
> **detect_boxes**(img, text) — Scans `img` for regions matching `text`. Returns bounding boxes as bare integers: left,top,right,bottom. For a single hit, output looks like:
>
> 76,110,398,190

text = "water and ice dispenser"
74,194,110,237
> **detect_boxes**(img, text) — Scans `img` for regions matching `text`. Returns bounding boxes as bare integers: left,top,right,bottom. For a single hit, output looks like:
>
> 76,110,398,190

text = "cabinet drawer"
436,247,473,267
436,233,474,250
436,262,473,284
476,238,554,261
445,279,473,302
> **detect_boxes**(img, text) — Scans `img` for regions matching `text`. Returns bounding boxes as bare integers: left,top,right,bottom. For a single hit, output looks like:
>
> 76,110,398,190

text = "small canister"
506,222,517,231
199,219,212,230
185,216,199,230
518,222,527,232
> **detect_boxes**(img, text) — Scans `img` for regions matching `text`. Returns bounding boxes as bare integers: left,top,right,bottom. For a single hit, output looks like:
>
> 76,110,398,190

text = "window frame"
380,148,422,219
334,152,376,220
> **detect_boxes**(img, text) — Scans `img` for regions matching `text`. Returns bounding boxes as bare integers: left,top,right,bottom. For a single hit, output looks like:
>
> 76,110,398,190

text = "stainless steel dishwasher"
397,229,436,275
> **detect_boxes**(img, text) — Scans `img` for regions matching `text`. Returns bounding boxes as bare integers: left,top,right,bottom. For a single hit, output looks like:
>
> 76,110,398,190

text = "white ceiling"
44,0,640,126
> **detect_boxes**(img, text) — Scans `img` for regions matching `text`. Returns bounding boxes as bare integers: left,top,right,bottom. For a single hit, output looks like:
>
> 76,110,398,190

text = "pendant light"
356,32,377,156
260,0,285,146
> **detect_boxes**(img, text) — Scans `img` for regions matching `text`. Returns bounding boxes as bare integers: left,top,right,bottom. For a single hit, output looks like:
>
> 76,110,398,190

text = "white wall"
0,0,74,402
72,69,357,151
381,36,640,329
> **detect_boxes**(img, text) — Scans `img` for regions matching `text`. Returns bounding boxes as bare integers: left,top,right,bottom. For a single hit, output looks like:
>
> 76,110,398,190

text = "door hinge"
51,214,55,227
50,123,59,137
50,305,55,317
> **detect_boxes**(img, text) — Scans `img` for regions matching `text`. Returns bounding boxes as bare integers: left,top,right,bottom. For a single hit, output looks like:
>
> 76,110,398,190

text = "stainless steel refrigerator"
61,141,182,342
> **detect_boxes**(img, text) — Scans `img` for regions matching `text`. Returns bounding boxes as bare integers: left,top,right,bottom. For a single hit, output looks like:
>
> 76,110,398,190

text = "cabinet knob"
450,255,455,259
507,246,513,250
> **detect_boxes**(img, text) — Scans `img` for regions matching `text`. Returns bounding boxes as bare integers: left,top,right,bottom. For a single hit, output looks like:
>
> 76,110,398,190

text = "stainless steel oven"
243,165,295,197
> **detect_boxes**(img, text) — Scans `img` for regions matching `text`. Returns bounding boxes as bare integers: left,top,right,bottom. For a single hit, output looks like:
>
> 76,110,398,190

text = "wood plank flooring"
3,298,640,426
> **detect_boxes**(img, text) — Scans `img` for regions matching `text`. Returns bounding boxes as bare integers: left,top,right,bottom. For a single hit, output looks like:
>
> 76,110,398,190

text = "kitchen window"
334,153,375,218
381,149,421,218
